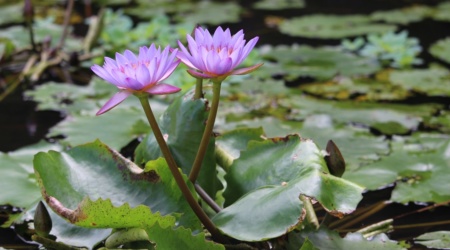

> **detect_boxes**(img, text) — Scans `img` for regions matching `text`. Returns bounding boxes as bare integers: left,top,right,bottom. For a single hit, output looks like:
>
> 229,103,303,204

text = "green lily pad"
279,15,397,39
253,0,305,10
145,224,224,250
173,1,241,25
135,89,219,196
34,140,201,229
48,108,149,150
388,68,450,96
414,231,450,249
370,5,431,24
423,110,450,133
288,228,404,250
344,135,450,203
0,3,24,25
429,37,450,64
0,141,61,209
259,45,381,81
299,115,390,172
300,77,410,101
430,1,450,22
216,135,363,241
283,96,439,135
215,127,265,169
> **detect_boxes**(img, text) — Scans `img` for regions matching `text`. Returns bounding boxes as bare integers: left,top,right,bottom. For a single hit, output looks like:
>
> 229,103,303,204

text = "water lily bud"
23,0,34,23
324,140,346,177
34,201,52,238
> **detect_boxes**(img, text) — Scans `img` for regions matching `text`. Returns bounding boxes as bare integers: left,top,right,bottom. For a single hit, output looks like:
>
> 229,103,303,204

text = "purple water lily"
91,44,181,115
177,26,263,80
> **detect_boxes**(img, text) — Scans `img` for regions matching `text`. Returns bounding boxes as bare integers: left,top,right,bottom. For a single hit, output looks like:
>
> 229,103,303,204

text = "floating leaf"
429,37,450,64
173,2,241,25
135,89,219,196
253,0,305,10
0,141,61,209
423,110,450,133
145,223,225,250
430,1,450,22
216,135,363,241
279,15,397,39
0,3,24,25
283,96,439,135
287,228,404,250
388,68,450,96
370,6,431,24
300,77,410,101
259,45,381,81
48,108,149,150
344,135,450,203
414,231,450,249
34,140,201,229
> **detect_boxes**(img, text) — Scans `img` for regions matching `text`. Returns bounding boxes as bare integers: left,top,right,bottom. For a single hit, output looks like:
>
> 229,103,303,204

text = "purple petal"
177,41,196,69
91,65,121,86
145,83,181,95
160,60,180,82
115,52,130,66
96,90,132,115
125,77,143,90
124,50,138,63
231,63,264,75
215,57,233,75
136,64,151,86
187,69,214,79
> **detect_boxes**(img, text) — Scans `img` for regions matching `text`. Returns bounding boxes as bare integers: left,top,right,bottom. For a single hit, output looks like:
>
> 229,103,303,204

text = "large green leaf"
259,45,381,81
0,141,61,209
344,135,450,203
388,68,450,96
33,140,201,229
145,223,224,250
279,15,397,39
135,89,219,196
48,108,149,150
430,2,450,22
215,135,363,241
173,2,241,25
287,228,404,250
253,0,305,10
370,6,431,24
282,96,440,135
429,37,450,64
414,231,450,249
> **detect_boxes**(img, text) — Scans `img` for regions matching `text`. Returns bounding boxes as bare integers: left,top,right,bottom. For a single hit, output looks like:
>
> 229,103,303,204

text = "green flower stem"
194,77,203,99
137,95,225,242
195,184,221,213
299,195,319,229
189,80,222,183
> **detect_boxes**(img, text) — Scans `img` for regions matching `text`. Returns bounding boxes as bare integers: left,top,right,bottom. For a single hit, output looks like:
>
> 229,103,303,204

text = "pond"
1,0,450,249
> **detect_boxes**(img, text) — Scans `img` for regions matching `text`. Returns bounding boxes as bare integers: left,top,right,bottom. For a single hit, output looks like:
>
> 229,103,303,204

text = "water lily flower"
177,26,263,81
91,44,181,115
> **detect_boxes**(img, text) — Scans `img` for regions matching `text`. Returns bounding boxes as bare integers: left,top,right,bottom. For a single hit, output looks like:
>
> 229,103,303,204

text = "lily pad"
48,108,149,150
429,37,450,64
423,110,450,133
0,141,61,209
279,15,397,39
414,231,450,249
173,1,241,25
287,228,404,250
0,3,24,25
259,45,381,81
388,68,450,96
344,135,450,203
216,135,363,241
370,6,431,24
430,1,450,22
283,96,439,135
253,0,305,10
145,223,224,250
33,140,201,229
